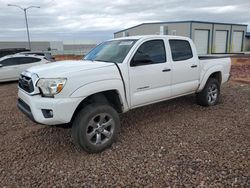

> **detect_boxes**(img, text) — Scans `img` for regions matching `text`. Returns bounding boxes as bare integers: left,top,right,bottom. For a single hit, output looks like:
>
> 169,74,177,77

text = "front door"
129,39,172,107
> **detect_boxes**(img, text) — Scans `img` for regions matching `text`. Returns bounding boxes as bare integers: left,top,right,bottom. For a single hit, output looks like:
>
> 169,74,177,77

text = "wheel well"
209,71,222,84
71,90,123,123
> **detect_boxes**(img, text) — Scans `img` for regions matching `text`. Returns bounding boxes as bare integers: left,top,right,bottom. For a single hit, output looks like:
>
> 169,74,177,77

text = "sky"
0,0,250,43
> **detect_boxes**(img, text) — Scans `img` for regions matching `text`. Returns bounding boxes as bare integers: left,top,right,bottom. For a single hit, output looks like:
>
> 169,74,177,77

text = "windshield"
84,39,137,63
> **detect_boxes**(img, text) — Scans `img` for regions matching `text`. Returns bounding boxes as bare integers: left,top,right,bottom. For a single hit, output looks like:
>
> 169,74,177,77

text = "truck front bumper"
17,89,83,125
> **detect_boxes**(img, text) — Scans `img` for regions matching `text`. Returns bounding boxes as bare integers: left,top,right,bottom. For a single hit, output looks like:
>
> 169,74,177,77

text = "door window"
169,40,193,61
19,57,41,64
131,40,166,66
0,57,20,67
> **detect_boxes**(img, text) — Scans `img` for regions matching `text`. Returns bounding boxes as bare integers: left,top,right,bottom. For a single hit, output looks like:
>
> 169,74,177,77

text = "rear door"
169,39,199,96
129,39,172,107
0,57,20,81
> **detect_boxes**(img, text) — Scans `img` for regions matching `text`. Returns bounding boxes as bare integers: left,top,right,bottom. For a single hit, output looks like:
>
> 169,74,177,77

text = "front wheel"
197,78,220,107
72,103,120,153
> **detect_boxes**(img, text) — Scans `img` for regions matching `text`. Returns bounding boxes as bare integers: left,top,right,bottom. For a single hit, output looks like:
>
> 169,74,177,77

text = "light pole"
8,4,40,50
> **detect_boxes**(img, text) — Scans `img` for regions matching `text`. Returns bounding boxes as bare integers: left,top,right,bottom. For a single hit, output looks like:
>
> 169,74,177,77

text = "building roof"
114,20,248,34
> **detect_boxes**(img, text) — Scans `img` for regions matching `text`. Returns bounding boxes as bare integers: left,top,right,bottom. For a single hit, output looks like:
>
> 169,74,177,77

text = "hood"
27,60,115,77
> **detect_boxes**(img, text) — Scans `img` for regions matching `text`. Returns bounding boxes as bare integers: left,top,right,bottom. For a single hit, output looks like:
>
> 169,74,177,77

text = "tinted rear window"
19,57,41,64
169,40,193,61
0,57,20,66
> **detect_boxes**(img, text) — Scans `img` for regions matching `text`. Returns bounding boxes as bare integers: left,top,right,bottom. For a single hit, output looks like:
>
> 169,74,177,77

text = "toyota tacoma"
17,35,231,153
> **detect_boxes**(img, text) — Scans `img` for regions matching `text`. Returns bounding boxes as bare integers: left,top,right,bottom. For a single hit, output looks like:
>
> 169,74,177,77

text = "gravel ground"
0,81,249,187
231,64,250,83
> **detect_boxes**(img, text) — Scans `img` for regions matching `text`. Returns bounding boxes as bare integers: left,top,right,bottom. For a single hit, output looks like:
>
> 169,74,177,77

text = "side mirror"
0,64,3,68
131,53,152,67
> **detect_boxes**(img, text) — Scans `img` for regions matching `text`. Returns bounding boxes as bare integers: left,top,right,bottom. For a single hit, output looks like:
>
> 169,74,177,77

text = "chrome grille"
19,74,34,93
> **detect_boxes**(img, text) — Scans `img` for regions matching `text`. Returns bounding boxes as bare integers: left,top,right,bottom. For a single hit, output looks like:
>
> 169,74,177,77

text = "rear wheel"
197,78,220,107
72,103,120,153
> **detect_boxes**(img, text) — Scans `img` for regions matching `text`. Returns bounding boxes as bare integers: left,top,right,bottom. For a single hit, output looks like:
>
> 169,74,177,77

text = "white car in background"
0,54,50,82
17,51,55,62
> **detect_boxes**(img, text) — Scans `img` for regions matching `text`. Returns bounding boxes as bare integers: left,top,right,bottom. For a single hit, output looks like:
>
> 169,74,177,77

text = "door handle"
191,65,198,68
162,68,171,72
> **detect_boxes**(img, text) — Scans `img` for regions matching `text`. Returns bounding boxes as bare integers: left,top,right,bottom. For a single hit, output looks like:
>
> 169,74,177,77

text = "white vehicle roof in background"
0,54,44,61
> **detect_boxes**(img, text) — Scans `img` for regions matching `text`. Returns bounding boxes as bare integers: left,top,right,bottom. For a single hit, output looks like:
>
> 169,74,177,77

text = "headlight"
36,78,67,97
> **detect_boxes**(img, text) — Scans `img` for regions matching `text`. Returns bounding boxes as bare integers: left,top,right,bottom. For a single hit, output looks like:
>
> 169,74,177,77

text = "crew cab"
17,35,231,153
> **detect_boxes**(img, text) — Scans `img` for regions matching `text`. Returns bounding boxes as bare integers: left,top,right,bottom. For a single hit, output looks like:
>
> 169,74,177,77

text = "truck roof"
111,35,190,41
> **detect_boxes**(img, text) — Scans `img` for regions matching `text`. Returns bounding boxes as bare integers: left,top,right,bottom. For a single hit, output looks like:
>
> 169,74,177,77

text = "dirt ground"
230,55,250,84
0,60,249,187
54,55,82,61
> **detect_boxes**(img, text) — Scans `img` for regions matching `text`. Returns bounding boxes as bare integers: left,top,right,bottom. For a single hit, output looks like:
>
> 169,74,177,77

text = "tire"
197,78,220,107
72,103,120,153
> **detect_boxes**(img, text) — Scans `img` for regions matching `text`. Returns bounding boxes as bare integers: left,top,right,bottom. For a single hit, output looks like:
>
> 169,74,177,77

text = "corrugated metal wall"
114,21,247,54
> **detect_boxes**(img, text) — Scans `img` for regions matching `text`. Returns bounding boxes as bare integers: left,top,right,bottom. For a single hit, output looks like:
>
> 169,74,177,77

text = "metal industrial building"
114,21,248,54
246,32,250,51
0,41,63,52
63,44,96,55
0,41,96,55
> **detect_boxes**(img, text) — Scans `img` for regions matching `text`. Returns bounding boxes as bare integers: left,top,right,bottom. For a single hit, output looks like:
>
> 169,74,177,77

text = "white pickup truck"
18,35,231,153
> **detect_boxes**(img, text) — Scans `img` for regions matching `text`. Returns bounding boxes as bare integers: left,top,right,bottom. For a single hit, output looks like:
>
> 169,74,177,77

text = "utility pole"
8,4,40,50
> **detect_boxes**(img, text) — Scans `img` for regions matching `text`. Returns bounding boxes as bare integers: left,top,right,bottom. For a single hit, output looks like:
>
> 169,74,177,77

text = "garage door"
215,30,228,53
194,30,209,54
232,31,243,52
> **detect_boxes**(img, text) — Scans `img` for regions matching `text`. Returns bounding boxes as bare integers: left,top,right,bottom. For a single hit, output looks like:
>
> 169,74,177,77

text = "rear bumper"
18,89,83,125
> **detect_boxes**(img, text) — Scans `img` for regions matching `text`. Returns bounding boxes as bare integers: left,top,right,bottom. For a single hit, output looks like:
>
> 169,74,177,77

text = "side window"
0,57,20,66
169,40,193,61
19,57,41,64
132,40,166,65
31,57,41,63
